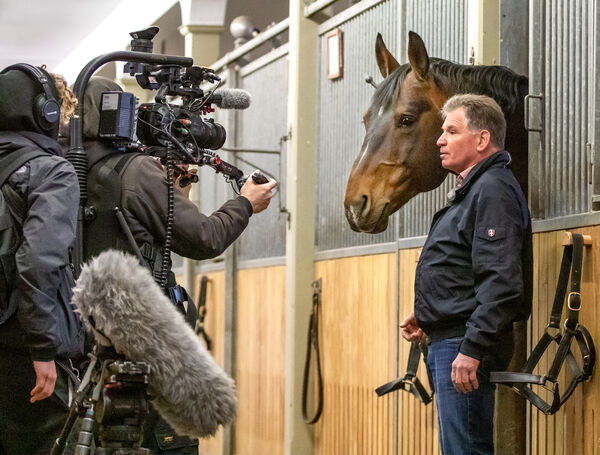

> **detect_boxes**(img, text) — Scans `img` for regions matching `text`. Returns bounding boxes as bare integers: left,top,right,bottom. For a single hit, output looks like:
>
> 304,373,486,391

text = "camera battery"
99,91,136,141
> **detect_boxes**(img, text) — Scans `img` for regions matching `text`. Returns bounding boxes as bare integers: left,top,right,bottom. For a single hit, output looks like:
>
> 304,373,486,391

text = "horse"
344,31,528,233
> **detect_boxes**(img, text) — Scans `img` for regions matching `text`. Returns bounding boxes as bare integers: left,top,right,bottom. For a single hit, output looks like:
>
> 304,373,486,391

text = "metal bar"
314,242,398,261
532,212,600,233
239,43,289,78
221,147,280,154
317,0,386,35
238,256,286,269
304,0,338,18
211,18,290,72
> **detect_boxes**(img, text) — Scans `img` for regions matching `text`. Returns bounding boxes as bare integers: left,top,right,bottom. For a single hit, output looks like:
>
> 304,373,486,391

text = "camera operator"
0,65,84,454
75,76,275,453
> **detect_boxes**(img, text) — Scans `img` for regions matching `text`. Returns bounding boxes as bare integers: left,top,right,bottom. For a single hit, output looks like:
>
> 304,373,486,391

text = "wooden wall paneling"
529,228,600,455
234,266,286,455
193,271,225,455
315,254,396,455
396,249,440,455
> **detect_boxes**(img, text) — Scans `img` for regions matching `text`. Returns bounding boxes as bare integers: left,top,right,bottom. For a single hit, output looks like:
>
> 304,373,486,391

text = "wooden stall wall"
194,271,226,455
397,249,440,455
315,254,396,455
529,229,600,455
235,266,286,455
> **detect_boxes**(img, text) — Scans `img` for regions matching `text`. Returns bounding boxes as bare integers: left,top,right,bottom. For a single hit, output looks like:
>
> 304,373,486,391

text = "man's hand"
400,312,426,342
451,352,480,393
174,166,197,199
30,360,57,403
240,171,277,214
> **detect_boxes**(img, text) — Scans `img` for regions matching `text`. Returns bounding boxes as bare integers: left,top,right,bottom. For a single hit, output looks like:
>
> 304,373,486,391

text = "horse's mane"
374,58,528,116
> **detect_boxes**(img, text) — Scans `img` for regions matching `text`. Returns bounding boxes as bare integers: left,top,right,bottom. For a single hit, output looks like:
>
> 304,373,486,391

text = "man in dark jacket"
0,65,84,454
76,77,275,453
400,94,532,455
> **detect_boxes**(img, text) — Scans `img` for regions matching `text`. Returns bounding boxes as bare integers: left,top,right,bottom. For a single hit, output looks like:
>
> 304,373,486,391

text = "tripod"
51,344,152,455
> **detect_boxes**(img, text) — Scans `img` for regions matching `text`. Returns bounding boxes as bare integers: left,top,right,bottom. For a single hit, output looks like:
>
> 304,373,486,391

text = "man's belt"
490,232,596,415
376,341,433,405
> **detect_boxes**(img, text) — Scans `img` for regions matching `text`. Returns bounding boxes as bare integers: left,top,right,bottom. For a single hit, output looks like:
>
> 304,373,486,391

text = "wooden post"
284,0,318,453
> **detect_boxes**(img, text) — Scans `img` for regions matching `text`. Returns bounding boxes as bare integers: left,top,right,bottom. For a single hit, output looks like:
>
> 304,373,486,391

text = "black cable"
159,147,175,289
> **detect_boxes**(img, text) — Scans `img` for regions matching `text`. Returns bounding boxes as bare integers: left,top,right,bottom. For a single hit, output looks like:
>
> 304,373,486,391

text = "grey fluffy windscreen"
213,88,251,109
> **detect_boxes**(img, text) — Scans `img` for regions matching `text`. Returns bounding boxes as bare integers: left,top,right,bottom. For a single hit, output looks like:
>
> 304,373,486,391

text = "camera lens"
179,114,226,150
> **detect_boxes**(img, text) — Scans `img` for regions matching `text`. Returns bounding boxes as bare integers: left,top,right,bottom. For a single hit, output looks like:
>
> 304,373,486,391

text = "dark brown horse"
344,31,528,233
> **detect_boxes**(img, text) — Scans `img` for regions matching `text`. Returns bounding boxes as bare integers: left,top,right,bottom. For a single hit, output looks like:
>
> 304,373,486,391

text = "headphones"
0,63,61,132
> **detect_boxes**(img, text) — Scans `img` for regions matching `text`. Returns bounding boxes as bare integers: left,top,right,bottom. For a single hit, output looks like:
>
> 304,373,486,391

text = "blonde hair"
42,66,78,125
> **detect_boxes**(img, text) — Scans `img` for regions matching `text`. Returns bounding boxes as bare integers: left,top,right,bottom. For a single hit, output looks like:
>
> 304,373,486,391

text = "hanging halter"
376,340,433,405
490,232,596,415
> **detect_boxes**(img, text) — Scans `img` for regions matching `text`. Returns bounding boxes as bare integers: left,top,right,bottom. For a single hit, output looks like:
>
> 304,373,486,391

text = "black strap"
0,149,48,187
167,284,198,329
490,233,595,415
195,275,213,351
375,341,433,405
302,278,324,424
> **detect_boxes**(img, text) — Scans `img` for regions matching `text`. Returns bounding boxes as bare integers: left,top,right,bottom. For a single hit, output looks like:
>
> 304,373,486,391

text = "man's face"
436,107,482,174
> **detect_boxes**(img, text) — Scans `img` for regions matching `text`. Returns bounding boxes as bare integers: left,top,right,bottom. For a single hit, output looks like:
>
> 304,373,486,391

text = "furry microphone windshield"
72,250,237,438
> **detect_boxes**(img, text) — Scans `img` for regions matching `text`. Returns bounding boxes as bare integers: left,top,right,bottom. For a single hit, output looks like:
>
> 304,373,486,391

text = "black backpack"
0,149,47,323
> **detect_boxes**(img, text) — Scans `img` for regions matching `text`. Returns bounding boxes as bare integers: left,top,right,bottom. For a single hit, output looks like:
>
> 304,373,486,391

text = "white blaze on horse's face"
377,106,384,116
356,140,370,168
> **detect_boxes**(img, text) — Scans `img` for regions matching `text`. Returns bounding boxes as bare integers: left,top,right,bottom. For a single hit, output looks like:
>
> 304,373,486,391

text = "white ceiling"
0,0,177,83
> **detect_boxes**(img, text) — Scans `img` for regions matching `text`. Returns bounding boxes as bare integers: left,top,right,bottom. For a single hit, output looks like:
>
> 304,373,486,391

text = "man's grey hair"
441,94,506,149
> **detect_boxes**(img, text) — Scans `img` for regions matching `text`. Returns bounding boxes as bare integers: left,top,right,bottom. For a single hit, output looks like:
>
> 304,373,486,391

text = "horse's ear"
375,33,400,78
407,31,430,80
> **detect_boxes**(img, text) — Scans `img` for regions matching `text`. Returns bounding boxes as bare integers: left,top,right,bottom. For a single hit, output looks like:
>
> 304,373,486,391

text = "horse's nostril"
360,195,370,217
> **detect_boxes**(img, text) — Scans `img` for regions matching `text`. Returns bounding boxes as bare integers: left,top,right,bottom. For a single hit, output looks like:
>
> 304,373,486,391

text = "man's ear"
477,130,491,152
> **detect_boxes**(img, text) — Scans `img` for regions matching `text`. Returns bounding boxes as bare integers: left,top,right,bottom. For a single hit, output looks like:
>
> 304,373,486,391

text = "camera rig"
66,26,267,278
54,26,268,454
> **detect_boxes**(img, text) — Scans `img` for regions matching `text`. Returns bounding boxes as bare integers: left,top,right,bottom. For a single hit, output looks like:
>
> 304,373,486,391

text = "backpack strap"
0,149,49,227
0,149,49,187
84,152,142,262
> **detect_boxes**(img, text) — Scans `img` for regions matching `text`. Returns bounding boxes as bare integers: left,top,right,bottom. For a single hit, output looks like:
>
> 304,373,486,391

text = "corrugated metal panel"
401,0,468,238
537,0,592,218
236,53,288,260
316,0,399,251
404,0,468,63
593,0,600,209
196,76,233,218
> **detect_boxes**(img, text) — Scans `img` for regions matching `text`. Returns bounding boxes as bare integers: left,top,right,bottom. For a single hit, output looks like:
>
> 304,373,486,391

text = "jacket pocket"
418,265,472,301
474,226,508,264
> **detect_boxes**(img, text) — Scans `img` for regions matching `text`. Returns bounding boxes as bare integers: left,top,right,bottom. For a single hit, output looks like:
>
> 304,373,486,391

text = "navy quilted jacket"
414,151,532,361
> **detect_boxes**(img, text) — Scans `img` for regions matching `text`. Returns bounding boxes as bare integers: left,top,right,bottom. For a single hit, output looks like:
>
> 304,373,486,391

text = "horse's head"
344,32,449,233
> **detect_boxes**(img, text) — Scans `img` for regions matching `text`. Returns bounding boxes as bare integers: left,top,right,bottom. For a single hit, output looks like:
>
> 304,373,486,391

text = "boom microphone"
72,250,236,438
211,88,251,109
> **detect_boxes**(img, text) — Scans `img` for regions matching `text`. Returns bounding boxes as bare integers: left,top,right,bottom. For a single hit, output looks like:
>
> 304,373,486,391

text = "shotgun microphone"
211,88,251,109
71,250,236,438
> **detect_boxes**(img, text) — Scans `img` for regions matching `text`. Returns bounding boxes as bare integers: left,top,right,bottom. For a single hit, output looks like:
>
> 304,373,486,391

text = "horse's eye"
397,115,415,128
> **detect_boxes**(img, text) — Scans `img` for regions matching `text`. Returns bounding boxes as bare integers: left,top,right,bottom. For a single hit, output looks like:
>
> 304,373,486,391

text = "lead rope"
302,278,324,424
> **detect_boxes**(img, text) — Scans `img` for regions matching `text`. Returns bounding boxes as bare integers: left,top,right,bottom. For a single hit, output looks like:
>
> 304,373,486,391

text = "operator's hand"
400,312,426,343
30,360,57,403
240,171,277,214
451,352,480,394
175,167,197,199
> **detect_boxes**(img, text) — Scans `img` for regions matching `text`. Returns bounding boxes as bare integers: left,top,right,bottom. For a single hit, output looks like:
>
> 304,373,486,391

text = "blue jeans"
426,337,495,455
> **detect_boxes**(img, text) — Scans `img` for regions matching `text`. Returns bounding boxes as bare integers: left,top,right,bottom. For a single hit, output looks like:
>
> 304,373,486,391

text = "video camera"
98,26,266,190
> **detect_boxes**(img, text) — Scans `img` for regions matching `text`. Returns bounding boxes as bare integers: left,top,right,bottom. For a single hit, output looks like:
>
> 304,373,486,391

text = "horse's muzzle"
345,199,390,233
